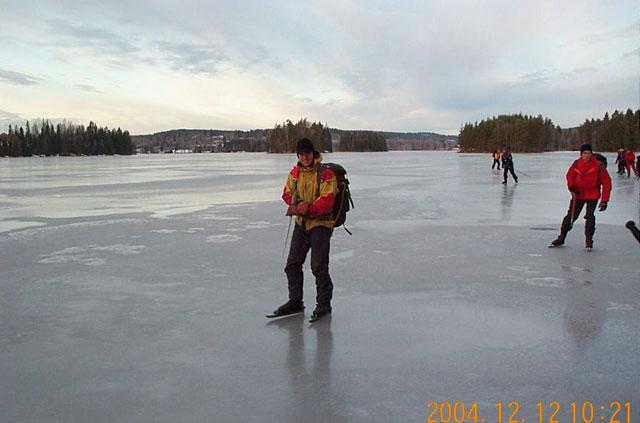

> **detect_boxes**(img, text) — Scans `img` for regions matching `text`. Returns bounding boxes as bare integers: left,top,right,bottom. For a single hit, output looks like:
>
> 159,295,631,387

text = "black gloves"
568,186,579,194
598,201,607,212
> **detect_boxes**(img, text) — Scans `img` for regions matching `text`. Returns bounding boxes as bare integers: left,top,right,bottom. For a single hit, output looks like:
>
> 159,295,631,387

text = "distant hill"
354,130,458,151
132,129,269,153
132,128,458,153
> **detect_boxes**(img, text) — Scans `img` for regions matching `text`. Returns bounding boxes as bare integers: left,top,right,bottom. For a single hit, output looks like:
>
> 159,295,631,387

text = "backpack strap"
315,164,327,200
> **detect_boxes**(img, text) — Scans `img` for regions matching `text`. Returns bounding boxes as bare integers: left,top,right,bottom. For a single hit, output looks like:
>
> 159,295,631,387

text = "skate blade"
266,311,304,319
308,313,331,323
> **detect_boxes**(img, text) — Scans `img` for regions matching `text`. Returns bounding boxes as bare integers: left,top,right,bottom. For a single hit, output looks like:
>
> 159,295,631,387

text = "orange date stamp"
426,401,633,423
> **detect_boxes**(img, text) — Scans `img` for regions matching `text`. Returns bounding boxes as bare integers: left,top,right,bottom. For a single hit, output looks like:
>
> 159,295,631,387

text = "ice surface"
1,152,638,422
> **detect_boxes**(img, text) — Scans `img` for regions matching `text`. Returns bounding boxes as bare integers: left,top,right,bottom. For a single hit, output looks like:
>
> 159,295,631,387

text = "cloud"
75,84,103,94
0,68,42,86
0,109,25,131
154,41,227,76
0,0,637,134
48,19,139,55
622,47,639,60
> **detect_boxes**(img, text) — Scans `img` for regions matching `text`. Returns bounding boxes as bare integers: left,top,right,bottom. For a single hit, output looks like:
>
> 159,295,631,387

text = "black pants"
503,166,517,182
285,224,333,305
492,159,500,169
560,199,597,238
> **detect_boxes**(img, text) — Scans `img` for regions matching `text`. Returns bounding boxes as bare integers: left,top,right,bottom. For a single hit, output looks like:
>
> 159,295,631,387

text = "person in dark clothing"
550,144,612,249
501,148,518,184
270,138,338,322
615,148,625,174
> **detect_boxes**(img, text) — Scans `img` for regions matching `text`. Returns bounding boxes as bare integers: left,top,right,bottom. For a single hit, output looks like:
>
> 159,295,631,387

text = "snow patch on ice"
507,265,539,275
152,229,177,234
245,221,274,229
91,244,147,255
3,218,142,241
151,205,211,219
606,302,634,311
198,213,242,221
332,250,355,262
38,244,146,265
561,265,591,273
39,254,106,266
524,277,566,288
0,220,47,233
206,234,241,244
184,227,205,233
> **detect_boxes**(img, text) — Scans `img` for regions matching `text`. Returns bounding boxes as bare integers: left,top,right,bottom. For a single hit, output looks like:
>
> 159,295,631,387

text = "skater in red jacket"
550,144,612,249
624,150,638,177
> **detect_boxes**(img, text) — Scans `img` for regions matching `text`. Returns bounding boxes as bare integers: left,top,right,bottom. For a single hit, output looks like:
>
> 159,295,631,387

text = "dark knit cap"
296,138,317,154
580,143,592,153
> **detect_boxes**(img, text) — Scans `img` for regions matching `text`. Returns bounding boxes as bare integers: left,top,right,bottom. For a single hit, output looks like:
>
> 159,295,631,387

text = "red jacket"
566,157,611,202
624,151,636,163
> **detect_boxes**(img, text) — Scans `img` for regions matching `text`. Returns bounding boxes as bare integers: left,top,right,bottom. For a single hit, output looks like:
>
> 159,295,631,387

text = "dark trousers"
503,166,517,182
285,224,333,305
559,199,597,239
492,159,500,170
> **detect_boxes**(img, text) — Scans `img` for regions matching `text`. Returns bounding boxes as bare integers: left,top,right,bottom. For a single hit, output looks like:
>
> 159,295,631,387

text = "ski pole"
282,187,298,259
516,169,532,177
568,194,577,229
282,216,293,259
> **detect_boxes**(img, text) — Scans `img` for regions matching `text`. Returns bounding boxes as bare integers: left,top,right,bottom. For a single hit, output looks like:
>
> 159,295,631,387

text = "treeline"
459,114,561,153
338,131,388,152
578,109,639,152
458,109,640,153
0,121,134,157
266,118,332,153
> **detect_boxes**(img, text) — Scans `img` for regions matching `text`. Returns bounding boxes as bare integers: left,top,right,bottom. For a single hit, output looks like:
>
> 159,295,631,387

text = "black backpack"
316,163,354,234
593,153,607,167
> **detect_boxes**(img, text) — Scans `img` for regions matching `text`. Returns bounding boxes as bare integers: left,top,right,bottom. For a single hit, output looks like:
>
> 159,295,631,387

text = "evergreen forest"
338,131,388,152
266,119,332,153
0,121,135,157
458,109,639,153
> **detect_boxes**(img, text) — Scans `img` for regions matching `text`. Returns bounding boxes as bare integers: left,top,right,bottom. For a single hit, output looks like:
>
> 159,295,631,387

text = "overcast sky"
0,0,638,135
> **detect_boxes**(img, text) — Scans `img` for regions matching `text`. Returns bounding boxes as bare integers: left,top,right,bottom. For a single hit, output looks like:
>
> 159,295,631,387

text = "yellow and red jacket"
282,155,338,230
566,157,611,202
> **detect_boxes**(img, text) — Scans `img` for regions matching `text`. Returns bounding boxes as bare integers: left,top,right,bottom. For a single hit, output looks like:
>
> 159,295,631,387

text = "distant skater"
550,144,611,249
615,148,625,175
492,150,501,170
501,148,518,184
624,150,638,177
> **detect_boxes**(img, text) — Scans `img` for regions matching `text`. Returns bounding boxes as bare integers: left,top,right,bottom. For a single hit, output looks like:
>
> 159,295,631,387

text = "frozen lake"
1,151,639,422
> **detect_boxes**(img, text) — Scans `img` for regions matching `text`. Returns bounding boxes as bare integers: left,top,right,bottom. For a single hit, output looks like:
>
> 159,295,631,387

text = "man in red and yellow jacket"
550,144,611,249
270,138,337,322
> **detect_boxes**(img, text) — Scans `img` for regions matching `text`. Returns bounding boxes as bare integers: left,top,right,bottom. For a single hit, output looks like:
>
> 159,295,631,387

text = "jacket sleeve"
599,166,612,203
566,163,577,190
308,167,337,217
282,166,298,205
